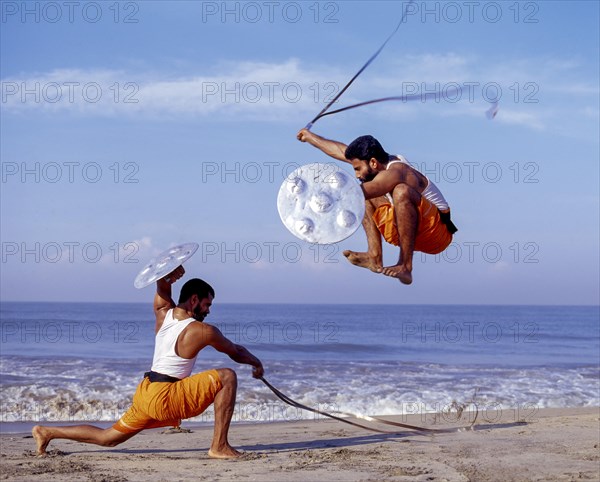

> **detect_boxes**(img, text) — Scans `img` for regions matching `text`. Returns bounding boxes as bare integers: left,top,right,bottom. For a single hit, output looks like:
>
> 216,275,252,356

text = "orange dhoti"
113,369,222,434
372,197,453,255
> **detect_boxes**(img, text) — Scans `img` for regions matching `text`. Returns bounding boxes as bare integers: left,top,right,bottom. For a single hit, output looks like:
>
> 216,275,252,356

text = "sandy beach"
1,407,598,482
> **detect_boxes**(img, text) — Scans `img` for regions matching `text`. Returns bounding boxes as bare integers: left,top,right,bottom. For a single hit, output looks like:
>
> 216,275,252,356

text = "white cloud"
1,54,594,132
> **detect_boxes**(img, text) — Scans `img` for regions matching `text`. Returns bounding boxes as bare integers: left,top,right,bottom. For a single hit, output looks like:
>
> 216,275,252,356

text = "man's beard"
193,306,206,321
362,167,377,182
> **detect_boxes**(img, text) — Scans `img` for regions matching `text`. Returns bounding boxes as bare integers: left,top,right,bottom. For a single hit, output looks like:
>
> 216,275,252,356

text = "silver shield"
133,242,199,289
277,163,365,244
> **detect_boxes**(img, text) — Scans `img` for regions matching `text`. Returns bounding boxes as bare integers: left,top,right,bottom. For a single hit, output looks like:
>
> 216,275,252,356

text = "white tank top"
386,155,450,211
151,309,198,379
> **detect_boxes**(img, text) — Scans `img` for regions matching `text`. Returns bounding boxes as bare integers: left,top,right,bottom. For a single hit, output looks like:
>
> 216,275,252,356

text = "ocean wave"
1,357,598,423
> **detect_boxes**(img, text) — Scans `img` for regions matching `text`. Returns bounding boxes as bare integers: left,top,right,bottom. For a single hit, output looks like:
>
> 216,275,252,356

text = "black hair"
178,278,215,304
344,135,389,164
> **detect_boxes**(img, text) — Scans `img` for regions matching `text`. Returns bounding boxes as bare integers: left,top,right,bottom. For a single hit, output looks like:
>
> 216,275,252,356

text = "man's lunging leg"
32,425,135,456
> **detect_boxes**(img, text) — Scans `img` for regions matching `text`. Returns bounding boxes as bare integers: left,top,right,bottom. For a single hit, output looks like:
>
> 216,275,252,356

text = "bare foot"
381,264,413,285
208,445,243,459
32,425,51,456
343,250,382,273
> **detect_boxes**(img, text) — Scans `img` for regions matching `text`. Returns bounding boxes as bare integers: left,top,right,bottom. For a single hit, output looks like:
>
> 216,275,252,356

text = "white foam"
1,357,597,423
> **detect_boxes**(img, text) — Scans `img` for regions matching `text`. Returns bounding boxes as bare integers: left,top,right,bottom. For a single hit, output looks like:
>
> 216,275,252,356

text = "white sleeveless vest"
150,309,198,379
387,155,450,211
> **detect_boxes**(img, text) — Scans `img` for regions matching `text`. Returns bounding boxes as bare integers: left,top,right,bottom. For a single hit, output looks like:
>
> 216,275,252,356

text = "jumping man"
297,129,457,285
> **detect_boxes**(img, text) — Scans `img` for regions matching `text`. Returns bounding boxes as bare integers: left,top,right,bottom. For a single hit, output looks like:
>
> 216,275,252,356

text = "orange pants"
372,198,452,255
113,369,222,434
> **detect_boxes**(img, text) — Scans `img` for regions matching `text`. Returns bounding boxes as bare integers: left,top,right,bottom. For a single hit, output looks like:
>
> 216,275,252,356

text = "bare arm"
361,165,424,200
297,128,349,163
226,344,264,379
361,164,427,199
198,324,264,379
153,265,185,334
361,171,401,199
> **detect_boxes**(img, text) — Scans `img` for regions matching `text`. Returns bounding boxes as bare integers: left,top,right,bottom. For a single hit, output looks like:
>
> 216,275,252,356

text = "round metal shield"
133,242,199,289
277,163,365,244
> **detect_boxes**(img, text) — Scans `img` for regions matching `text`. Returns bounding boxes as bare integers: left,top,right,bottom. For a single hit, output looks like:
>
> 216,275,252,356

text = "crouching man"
33,266,264,459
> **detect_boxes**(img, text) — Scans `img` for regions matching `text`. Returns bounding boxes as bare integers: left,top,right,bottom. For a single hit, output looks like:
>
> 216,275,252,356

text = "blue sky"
1,1,598,305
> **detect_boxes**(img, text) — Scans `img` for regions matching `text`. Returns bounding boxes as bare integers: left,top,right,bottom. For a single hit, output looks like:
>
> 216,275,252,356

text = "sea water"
1,302,598,428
